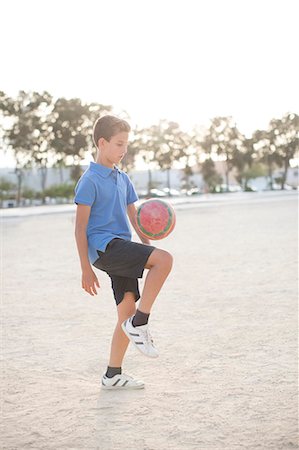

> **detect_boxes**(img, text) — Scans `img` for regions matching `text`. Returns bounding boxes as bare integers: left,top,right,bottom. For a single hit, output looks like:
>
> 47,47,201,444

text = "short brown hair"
93,115,131,148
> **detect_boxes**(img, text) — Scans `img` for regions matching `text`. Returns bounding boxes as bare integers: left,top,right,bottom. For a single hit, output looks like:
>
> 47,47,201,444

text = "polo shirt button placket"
112,170,117,185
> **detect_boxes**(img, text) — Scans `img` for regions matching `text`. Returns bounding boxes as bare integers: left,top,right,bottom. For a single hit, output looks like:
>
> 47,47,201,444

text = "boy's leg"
108,291,136,368
121,248,173,358
138,248,173,313
102,286,145,389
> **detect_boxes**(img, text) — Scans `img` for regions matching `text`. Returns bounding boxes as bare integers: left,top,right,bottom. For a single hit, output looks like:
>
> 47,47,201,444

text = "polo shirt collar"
89,161,122,178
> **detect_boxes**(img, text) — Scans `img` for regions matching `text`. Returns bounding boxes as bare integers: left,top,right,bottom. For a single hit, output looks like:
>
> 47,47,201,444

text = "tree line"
0,90,298,205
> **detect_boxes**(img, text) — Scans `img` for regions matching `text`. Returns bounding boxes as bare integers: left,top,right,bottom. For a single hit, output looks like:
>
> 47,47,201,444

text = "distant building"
0,162,297,201
129,168,204,193
0,166,75,191
0,165,203,192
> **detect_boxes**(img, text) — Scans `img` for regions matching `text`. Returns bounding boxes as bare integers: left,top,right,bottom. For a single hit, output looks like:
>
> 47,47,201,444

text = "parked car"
149,188,168,197
162,188,181,196
137,188,167,198
215,184,242,193
186,188,201,196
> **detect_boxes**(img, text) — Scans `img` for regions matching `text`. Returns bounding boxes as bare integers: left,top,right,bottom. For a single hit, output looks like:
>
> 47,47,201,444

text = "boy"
74,115,173,390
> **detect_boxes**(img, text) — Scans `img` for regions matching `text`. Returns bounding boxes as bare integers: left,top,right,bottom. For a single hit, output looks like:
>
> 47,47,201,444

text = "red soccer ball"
136,199,176,240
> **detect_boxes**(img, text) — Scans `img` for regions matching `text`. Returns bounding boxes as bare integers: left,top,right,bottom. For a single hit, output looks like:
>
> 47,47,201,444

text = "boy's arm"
75,204,100,296
127,203,151,245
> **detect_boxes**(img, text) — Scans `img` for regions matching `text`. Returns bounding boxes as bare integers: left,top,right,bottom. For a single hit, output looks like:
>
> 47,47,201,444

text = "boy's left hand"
82,268,100,296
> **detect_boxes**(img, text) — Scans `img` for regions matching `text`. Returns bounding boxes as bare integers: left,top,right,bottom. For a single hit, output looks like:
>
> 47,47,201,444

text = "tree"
233,136,257,189
50,97,91,168
0,91,14,156
253,129,276,190
177,130,195,191
181,164,194,191
153,120,186,194
202,117,243,192
123,126,139,173
84,102,112,160
268,113,299,189
129,126,159,194
1,90,53,205
239,163,267,190
50,99,112,181
200,158,222,193
0,177,17,208
70,165,84,183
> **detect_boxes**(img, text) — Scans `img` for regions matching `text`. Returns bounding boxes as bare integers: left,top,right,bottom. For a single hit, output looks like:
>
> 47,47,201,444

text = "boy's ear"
97,137,105,149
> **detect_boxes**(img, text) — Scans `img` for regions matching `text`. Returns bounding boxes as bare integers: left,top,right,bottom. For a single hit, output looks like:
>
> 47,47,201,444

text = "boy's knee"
158,250,173,270
118,307,136,324
117,292,136,322
146,248,173,270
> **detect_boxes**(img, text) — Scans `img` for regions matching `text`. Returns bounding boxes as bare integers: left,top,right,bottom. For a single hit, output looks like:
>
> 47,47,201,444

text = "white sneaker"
121,316,159,358
101,373,145,390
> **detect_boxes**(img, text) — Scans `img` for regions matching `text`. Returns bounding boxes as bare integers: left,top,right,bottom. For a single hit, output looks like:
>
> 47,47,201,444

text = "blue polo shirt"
74,161,138,264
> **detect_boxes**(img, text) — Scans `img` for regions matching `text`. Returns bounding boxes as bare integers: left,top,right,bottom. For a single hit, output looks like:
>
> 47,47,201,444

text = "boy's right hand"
81,268,100,296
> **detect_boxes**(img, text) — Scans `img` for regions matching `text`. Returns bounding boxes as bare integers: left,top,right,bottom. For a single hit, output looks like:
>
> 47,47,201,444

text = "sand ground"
1,191,298,450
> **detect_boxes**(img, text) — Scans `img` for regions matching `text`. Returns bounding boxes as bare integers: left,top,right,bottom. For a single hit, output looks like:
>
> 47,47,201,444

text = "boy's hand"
82,268,100,296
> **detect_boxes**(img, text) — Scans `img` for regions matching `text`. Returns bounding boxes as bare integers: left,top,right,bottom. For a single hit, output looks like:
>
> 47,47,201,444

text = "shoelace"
122,374,133,381
130,319,155,346
140,328,154,346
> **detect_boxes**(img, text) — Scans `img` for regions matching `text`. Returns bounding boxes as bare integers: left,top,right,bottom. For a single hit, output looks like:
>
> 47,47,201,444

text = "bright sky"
1,0,298,167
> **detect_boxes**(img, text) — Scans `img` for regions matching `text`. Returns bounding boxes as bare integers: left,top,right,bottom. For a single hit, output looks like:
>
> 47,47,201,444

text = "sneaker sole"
101,383,145,390
121,321,159,358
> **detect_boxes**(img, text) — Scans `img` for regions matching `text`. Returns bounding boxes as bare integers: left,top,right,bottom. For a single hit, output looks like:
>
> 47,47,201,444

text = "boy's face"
98,131,129,167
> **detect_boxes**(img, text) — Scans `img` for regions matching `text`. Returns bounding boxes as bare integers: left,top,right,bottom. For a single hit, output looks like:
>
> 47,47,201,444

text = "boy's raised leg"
122,248,173,358
139,248,173,313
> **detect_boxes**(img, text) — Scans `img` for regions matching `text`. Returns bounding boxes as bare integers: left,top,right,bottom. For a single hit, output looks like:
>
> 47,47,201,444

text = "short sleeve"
125,175,139,205
74,176,96,206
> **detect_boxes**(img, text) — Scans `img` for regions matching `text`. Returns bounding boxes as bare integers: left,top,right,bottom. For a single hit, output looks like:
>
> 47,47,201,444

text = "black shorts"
92,238,156,305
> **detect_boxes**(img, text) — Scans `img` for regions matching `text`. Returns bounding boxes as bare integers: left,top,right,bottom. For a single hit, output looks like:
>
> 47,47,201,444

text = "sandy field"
1,191,298,450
